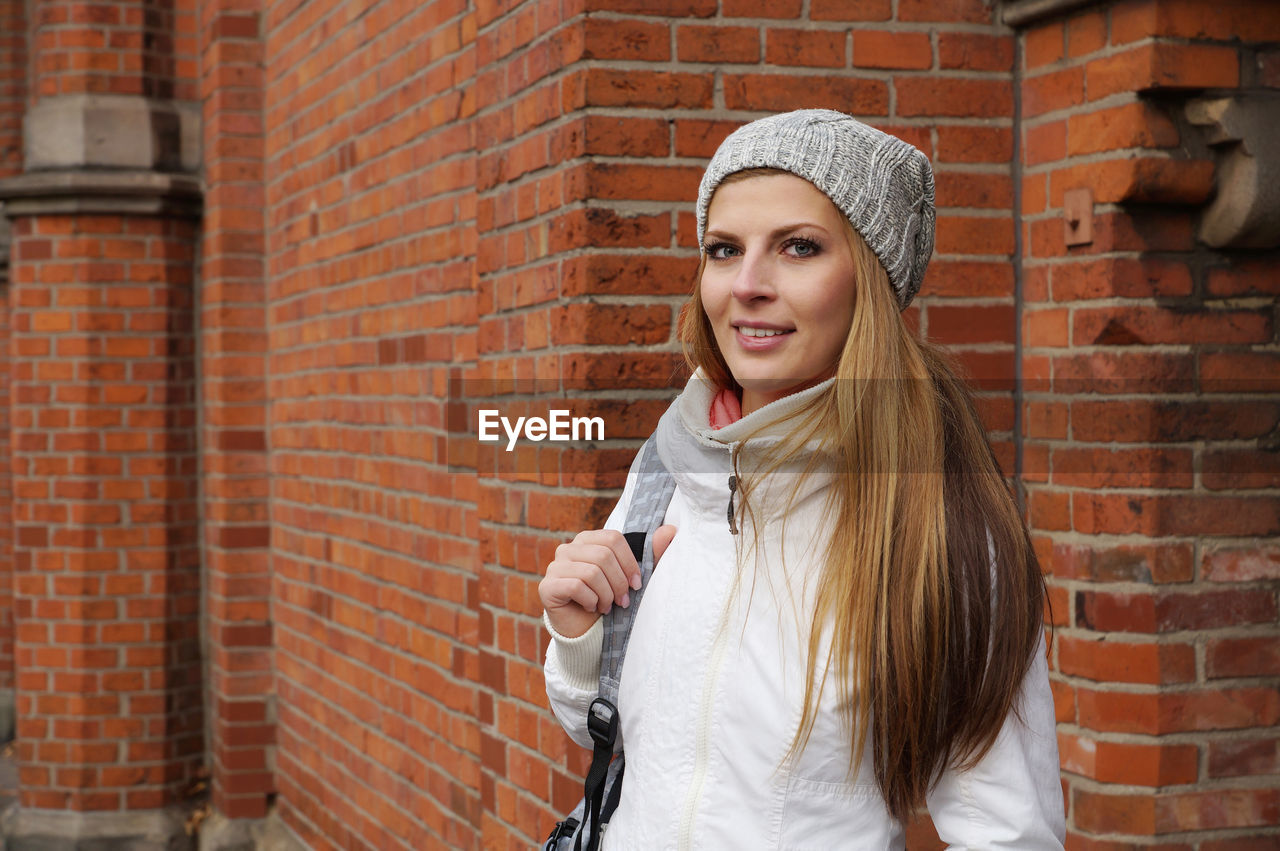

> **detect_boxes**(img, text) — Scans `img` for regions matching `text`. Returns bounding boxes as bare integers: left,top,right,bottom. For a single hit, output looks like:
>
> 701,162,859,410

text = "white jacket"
544,372,1065,850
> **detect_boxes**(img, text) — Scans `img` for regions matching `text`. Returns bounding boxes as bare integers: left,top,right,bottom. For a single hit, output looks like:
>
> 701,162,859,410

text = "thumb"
652,525,677,566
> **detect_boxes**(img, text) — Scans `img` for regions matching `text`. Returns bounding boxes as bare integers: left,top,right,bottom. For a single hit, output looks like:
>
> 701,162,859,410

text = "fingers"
542,530,639,617
652,524,677,566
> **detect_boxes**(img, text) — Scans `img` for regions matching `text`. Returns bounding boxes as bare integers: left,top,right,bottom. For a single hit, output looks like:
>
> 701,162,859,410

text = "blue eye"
785,238,820,258
705,243,740,260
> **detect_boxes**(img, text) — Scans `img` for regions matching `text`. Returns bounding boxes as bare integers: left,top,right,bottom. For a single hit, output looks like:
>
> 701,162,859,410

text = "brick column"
1011,0,1280,844
195,0,275,844
0,0,205,846
0,0,27,746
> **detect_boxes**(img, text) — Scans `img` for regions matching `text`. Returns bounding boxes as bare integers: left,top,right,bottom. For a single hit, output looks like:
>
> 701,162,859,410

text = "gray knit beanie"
696,109,936,310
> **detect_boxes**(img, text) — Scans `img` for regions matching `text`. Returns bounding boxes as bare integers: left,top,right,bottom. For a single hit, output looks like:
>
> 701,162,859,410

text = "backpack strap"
600,434,676,704
574,435,675,851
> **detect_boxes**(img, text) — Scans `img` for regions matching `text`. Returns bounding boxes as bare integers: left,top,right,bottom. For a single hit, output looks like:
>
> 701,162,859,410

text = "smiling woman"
540,109,1065,851
698,171,857,414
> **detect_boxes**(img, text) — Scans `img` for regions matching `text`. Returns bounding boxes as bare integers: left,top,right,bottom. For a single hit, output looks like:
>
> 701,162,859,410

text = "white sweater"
544,372,1065,850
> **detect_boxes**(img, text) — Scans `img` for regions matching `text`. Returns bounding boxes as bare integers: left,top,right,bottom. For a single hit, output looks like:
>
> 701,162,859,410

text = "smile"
738,327,793,338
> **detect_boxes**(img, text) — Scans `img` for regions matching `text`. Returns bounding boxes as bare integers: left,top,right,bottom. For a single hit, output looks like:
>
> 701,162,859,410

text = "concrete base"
0,804,195,850
196,809,306,851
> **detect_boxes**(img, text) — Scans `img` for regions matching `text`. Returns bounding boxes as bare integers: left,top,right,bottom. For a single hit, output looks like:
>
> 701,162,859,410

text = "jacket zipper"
677,445,740,847
726,442,740,535
676,567,734,849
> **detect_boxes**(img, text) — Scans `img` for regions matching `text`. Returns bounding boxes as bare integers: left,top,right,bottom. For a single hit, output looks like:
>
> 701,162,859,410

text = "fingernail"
630,574,642,590
620,593,630,608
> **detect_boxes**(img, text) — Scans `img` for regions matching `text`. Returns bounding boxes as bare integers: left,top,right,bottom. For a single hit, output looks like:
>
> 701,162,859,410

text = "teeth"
738,327,789,337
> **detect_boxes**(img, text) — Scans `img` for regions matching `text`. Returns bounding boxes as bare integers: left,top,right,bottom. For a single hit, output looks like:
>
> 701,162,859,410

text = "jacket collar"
655,368,839,526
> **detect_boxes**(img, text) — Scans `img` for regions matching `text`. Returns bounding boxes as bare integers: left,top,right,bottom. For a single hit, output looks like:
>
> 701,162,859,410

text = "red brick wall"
30,0,198,100
0,0,1274,846
1019,0,1280,845
256,0,1026,847
263,0,482,845
9,213,203,810
199,0,274,822
0,0,26,704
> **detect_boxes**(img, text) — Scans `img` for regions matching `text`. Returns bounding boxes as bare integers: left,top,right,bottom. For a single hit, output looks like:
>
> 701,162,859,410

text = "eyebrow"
703,222,830,243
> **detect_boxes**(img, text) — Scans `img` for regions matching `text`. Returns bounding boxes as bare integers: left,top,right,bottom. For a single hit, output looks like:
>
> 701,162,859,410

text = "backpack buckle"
587,698,619,749
544,816,579,848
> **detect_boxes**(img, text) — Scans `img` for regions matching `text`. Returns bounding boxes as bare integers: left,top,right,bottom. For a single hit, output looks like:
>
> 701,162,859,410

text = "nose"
730,249,774,303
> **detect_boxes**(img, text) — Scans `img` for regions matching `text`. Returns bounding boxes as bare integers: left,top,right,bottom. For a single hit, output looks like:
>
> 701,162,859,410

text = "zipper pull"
727,474,738,535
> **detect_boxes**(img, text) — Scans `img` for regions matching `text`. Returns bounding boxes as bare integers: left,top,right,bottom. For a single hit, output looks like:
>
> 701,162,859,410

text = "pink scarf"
709,387,743,429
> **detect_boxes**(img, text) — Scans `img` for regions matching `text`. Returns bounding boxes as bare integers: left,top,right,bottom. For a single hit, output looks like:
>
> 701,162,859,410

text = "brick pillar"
0,0,205,846
0,0,27,745
1012,0,1280,845
195,0,275,842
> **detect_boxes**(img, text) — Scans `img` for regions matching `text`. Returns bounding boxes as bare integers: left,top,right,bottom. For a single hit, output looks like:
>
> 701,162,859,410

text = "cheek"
699,275,730,321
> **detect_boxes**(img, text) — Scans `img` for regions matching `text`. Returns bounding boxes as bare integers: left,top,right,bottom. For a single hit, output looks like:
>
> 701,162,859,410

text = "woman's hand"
540,525,677,638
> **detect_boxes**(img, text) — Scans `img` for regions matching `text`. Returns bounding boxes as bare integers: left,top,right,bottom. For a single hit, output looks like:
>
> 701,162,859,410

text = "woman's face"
701,173,857,416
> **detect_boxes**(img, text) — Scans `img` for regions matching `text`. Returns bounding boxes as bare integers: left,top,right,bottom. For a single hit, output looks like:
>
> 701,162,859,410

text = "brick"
1052,447,1192,489
1200,352,1280,393
1086,43,1240,100
723,74,888,114
1073,492,1280,538
1204,546,1280,583
926,304,1015,345
1067,101,1180,155
573,115,669,158
1209,637,1280,679
1023,308,1069,348
1059,734,1198,785
765,28,845,68
570,68,713,109
1209,737,1279,778
809,0,892,21
1051,542,1194,584
1058,636,1195,685
1072,306,1272,347
1050,257,1193,301
934,172,1012,209
1116,0,1280,43
723,0,802,16
1024,120,1066,166
581,18,670,62
1051,156,1215,205
674,119,740,158
934,216,1015,256
852,31,932,70
896,77,1012,118
898,0,992,24
936,126,1012,164
1024,22,1064,70
1071,399,1278,444
938,33,1011,71
1203,450,1280,490
1208,258,1280,297
677,25,759,64
916,260,1014,298
1155,789,1280,833
1022,66,1085,117
1072,789,1157,835
1065,9,1107,59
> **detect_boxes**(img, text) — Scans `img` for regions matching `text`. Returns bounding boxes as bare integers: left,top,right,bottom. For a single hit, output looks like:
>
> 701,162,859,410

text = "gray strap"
598,436,675,706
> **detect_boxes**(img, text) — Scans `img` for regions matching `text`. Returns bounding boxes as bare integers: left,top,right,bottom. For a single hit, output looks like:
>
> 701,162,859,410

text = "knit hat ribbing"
696,109,936,310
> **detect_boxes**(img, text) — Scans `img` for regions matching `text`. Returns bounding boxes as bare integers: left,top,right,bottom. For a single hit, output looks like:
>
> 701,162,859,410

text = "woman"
539,110,1065,849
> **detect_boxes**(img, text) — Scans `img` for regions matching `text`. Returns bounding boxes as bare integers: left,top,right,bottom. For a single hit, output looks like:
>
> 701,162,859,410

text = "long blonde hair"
679,168,1046,822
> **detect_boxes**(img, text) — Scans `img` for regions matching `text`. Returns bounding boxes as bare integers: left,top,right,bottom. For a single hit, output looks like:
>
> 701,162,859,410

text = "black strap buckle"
545,816,579,848
587,698,619,749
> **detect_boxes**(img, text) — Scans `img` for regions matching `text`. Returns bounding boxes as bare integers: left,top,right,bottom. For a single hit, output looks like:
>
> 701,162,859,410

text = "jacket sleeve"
542,451,644,752
925,629,1066,850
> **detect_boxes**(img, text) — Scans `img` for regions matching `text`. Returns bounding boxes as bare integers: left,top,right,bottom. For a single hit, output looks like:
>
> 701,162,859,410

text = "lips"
732,323,794,350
